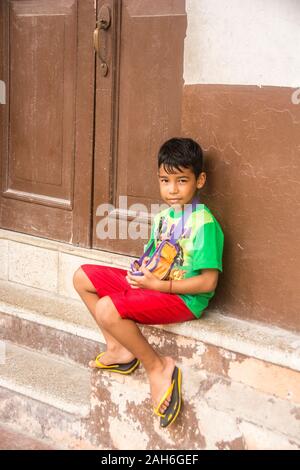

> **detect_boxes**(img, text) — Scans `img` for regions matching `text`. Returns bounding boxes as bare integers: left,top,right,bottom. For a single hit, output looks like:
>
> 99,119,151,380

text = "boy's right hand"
131,257,149,274
127,256,160,290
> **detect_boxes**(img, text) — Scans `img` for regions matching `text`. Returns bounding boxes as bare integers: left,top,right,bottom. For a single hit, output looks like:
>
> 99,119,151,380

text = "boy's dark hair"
158,137,203,178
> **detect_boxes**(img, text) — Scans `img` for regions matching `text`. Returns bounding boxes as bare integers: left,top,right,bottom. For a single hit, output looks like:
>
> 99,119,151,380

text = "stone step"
0,341,90,416
1,279,300,448
0,423,54,450
0,341,299,450
1,279,300,412
0,279,105,367
2,231,300,449
0,342,99,449
88,356,300,450
1,279,300,374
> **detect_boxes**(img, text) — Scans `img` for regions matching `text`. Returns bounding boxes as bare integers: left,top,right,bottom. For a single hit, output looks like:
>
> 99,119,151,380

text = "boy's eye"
160,179,188,183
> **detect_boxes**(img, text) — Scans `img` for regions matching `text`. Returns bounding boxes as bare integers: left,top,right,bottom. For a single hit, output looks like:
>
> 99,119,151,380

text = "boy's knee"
95,296,119,327
72,266,86,291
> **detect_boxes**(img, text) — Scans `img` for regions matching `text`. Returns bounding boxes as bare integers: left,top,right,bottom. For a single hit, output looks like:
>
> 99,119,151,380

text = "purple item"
130,198,198,277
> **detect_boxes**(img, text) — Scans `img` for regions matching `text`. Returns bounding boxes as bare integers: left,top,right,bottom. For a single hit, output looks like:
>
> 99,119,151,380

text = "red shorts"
80,264,195,325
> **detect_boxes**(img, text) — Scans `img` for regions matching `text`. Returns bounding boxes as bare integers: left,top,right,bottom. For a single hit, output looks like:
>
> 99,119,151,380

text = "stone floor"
0,424,54,450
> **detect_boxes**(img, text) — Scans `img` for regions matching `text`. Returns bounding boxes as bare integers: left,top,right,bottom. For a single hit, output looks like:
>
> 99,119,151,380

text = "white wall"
184,0,300,87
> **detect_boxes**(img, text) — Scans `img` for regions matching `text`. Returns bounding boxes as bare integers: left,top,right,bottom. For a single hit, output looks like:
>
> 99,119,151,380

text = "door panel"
93,0,186,255
6,0,76,207
0,0,96,246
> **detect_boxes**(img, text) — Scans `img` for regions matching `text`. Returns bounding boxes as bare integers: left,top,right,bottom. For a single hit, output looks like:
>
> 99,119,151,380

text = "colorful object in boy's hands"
131,240,180,280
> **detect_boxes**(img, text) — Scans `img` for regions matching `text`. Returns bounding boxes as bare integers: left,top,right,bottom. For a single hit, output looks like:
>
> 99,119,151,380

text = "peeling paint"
175,336,196,349
196,342,207,355
109,417,149,450
219,348,237,361
228,358,300,404
194,400,240,450
216,436,245,450
239,420,300,450
147,335,164,348
291,407,300,420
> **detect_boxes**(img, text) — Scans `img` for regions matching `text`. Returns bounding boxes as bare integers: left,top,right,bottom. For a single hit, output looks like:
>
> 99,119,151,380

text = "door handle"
93,5,111,77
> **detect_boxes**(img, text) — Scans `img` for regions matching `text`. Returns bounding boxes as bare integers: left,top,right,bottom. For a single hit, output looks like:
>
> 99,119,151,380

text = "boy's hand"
126,260,159,290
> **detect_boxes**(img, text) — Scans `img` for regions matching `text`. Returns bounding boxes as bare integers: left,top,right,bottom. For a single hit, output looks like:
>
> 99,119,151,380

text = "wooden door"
0,0,96,247
92,0,187,256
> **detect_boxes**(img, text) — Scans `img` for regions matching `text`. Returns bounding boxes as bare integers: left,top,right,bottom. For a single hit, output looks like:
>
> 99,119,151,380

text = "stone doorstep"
1,227,300,372
0,306,103,369
0,342,91,417
1,278,300,408
89,362,300,449
0,387,98,450
0,278,300,373
0,342,98,449
1,230,299,449
0,343,299,450
0,422,55,450
1,302,300,409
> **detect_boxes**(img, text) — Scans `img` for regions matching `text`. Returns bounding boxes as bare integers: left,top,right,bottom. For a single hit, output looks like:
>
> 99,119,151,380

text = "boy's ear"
196,171,206,189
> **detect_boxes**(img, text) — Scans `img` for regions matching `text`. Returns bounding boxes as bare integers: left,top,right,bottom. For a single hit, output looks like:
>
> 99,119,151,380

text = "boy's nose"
169,184,179,194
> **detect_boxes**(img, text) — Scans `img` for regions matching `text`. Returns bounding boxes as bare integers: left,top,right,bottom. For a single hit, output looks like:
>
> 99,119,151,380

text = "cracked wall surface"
182,84,300,331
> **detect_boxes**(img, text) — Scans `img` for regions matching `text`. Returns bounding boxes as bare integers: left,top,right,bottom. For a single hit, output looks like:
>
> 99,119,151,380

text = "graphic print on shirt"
154,215,186,280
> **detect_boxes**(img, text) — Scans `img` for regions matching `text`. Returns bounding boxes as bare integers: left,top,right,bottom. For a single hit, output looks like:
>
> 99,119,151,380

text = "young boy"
73,137,224,428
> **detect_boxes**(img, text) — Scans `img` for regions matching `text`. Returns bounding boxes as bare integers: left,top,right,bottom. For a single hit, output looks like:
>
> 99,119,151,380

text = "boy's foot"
148,356,176,415
89,350,136,369
158,366,182,428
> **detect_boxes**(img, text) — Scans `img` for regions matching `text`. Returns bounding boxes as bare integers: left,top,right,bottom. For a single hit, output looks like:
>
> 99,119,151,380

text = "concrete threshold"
0,422,55,450
1,228,300,372
1,278,300,372
0,341,91,417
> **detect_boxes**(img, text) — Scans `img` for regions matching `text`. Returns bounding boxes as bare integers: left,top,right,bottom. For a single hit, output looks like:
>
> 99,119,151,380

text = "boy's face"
157,165,206,210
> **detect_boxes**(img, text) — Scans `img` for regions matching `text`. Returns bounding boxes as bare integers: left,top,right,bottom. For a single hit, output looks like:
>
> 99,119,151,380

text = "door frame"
92,0,121,250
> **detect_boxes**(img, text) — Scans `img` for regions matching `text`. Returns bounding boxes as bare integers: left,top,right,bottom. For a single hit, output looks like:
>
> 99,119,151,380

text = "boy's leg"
73,268,135,365
95,296,173,414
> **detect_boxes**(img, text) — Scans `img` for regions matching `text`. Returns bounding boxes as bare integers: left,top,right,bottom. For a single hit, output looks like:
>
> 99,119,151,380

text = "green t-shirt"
144,203,224,318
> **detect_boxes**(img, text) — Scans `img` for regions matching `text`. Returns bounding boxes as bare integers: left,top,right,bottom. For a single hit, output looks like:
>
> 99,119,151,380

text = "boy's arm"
156,269,219,294
126,266,219,293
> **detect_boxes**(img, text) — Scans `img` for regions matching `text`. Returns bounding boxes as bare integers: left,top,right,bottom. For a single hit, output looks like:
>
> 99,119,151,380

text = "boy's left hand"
126,264,159,291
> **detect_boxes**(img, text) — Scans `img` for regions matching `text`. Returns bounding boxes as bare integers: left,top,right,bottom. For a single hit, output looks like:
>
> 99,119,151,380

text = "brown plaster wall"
182,84,300,331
